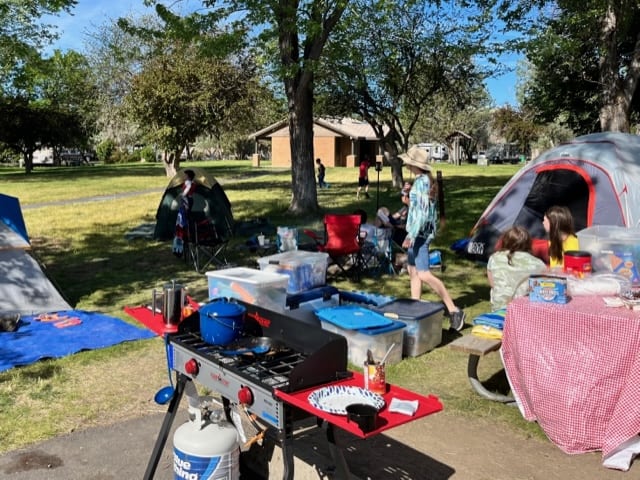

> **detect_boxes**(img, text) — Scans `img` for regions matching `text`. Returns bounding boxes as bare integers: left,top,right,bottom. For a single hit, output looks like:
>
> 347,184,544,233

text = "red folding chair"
305,214,367,280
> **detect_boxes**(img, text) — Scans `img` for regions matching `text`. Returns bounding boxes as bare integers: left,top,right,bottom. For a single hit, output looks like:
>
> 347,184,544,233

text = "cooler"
257,250,329,294
373,299,445,357
315,305,405,366
205,267,289,313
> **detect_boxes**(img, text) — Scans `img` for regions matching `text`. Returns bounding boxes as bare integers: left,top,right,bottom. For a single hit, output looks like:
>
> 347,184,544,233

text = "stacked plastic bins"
373,299,445,357
257,250,329,294
315,305,405,366
205,267,289,313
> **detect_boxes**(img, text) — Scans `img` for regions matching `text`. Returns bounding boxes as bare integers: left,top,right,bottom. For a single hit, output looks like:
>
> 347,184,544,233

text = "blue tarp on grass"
0,310,156,372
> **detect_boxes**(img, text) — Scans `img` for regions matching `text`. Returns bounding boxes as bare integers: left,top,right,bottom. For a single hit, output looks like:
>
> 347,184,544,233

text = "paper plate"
308,385,385,415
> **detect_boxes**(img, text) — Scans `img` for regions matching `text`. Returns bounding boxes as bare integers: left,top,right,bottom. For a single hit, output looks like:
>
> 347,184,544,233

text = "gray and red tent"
467,132,640,262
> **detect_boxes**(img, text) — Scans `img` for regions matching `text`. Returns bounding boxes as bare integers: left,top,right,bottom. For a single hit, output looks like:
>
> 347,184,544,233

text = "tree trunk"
599,95,630,132
597,2,638,132
163,151,177,177
288,85,319,214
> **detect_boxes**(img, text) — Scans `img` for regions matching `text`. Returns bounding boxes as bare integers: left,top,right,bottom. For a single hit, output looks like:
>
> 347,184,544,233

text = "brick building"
249,117,384,168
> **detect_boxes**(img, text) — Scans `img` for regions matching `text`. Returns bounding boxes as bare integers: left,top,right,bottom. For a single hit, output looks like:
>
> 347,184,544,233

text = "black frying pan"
220,336,289,356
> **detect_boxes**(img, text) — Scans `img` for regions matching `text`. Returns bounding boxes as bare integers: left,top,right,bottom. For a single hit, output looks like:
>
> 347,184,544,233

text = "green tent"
154,167,234,242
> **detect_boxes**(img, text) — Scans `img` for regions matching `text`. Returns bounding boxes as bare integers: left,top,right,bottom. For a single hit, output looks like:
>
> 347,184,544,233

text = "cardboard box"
206,267,289,313
529,275,569,304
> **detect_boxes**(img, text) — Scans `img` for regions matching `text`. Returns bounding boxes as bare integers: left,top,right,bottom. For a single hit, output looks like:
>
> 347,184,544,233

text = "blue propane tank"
173,408,240,480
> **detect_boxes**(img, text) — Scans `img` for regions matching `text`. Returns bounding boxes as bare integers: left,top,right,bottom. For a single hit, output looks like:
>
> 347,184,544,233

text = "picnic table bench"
449,334,515,404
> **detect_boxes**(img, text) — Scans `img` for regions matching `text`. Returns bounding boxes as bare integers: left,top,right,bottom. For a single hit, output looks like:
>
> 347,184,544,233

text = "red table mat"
124,298,199,336
275,371,442,438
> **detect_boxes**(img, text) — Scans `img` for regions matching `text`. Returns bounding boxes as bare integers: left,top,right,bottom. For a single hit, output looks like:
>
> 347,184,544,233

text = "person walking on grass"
356,156,371,199
400,146,466,331
315,158,327,188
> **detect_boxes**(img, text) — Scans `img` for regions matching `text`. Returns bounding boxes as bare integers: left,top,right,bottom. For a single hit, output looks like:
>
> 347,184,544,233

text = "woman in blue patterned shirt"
400,146,466,331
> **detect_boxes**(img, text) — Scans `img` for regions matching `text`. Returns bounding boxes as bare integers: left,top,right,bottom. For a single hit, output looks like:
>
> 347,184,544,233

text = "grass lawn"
0,160,545,452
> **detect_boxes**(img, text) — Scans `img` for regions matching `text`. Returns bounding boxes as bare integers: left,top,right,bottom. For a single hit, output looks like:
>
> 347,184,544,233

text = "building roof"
249,117,383,140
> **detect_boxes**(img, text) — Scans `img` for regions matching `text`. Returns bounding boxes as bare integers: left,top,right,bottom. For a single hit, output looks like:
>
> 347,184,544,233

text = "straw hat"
400,146,431,171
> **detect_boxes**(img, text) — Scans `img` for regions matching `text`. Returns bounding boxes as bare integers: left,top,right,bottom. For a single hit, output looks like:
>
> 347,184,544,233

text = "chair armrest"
303,229,322,244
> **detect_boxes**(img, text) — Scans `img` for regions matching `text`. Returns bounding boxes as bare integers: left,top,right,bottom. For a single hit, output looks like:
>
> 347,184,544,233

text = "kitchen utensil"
220,336,287,356
199,298,246,346
380,342,396,364
346,403,378,432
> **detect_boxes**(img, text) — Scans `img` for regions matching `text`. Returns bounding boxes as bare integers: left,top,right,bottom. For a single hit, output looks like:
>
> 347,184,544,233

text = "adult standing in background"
400,146,466,331
356,156,371,199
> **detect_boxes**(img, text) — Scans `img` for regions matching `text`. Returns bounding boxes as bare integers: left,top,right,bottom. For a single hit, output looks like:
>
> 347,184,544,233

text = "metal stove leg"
325,423,351,479
280,408,295,480
143,373,188,480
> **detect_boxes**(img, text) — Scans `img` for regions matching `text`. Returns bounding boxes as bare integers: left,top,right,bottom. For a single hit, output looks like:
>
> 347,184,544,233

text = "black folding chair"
184,213,233,272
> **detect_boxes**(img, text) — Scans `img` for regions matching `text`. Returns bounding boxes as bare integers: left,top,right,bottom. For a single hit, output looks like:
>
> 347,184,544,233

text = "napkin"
389,398,419,416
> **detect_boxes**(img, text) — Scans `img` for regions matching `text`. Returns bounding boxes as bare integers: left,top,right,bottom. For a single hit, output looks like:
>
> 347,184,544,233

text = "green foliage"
0,0,77,96
96,139,116,163
139,145,155,162
124,42,262,170
317,0,491,163
518,0,640,133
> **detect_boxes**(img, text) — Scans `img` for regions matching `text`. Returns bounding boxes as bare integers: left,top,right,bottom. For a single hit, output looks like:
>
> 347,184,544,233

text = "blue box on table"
528,275,569,304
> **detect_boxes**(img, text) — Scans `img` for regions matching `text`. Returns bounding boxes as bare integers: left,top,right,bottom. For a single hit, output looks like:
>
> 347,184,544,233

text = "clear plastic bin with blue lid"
315,305,405,365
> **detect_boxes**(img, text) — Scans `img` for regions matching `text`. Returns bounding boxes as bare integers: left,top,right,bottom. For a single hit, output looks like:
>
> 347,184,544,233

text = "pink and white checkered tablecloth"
503,296,640,465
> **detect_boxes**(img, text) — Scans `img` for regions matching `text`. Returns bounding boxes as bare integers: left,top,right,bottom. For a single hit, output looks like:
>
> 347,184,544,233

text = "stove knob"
184,358,199,376
238,387,253,405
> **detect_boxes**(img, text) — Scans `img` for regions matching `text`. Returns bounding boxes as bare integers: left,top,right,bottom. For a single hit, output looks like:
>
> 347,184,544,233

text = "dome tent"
153,167,234,242
466,132,640,262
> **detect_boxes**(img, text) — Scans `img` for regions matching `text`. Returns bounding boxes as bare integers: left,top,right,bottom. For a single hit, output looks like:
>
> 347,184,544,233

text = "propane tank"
173,405,240,480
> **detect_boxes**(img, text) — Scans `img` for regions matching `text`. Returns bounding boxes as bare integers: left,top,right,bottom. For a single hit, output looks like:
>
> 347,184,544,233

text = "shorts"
407,236,431,271
358,177,369,187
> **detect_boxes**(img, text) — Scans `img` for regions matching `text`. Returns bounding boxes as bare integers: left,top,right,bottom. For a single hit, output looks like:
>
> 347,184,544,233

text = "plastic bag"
567,273,631,296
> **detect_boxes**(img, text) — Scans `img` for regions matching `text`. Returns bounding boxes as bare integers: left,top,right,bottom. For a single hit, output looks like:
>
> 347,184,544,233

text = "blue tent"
0,193,29,247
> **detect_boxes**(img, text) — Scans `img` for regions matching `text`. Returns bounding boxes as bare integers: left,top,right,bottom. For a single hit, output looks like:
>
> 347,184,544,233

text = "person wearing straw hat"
400,146,466,331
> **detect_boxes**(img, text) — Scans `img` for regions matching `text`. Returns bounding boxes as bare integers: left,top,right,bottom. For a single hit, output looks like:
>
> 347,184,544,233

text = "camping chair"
304,214,367,281
184,211,233,272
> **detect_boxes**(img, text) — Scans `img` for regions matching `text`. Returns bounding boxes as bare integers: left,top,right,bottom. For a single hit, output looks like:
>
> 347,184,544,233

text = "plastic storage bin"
285,286,340,326
577,226,640,285
373,299,445,357
257,250,329,294
206,267,289,313
315,306,405,366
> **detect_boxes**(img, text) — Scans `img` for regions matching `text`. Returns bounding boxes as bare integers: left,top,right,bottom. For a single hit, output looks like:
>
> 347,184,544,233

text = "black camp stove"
144,300,349,480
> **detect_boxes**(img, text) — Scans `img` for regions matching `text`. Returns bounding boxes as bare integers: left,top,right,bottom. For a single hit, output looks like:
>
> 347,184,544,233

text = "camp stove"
145,301,349,480
168,320,347,430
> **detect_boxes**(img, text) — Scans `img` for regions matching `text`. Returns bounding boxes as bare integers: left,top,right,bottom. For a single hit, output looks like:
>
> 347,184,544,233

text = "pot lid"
201,298,246,317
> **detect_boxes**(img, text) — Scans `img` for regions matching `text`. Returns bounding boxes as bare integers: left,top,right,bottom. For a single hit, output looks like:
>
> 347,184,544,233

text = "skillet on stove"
221,336,289,356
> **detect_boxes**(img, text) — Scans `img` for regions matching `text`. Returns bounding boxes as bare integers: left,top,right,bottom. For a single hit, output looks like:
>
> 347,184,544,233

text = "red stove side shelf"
275,371,443,439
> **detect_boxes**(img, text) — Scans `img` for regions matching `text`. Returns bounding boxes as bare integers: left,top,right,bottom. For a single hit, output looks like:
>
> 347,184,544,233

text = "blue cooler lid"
356,320,406,335
373,298,444,320
315,305,392,329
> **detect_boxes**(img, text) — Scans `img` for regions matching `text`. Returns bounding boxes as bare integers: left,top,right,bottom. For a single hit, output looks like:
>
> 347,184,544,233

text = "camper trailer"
416,143,449,162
